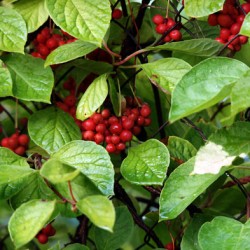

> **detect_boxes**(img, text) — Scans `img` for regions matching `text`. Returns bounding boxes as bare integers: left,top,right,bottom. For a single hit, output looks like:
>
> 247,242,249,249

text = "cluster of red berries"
36,223,56,244
112,8,123,19
1,132,29,156
81,97,151,154
31,27,77,59
208,0,249,51
152,14,182,42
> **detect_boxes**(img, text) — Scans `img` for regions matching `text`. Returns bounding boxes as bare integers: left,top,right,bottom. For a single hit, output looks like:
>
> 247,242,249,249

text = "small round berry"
215,37,226,44
111,135,120,145
230,23,241,35
91,113,103,124
41,28,51,39
96,123,106,134
31,52,43,58
116,142,126,151
140,104,151,117
239,35,248,44
120,130,133,142
36,34,47,44
136,116,145,126
163,35,171,43
82,119,96,131
46,38,58,50
241,3,250,14
8,138,19,150
165,242,174,250
152,14,164,25
122,117,134,130
208,14,218,26
64,95,76,107
217,14,234,28
132,126,141,135
219,28,231,41
56,102,69,112
106,143,116,153
166,18,176,29
112,9,123,19
18,134,29,146
105,135,112,144
42,224,56,236
236,15,245,24
82,131,95,141
234,44,241,51
155,23,168,34
94,133,104,144
36,233,48,244
227,44,235,50
1,137,10,148
108,116,119,125
37,44,50,57
144,118,152,126
169,30,182,41
228,35,239,45
101,109,111,119
109,123,123,135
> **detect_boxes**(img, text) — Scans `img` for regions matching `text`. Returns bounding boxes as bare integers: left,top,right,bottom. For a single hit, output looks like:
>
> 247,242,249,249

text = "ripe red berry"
140,104,151,117
82,131,95,141
155,23,168,34
106,143,116,153
165,242,174,250
136,116,145,126
230,23,241,35
42,224,56,237
8,138,18,150
163,35,171,43
241,3,250,14
239,35,248,44
64,95,76,107
236,15,245,24
108,116,119,125
152,14,164,25
91,113,103,124
122,117,134,130
120,130,133,142
101,109,111,119
219,28,231,41
46,38,59,50
41,28,51,39
82,119,96,131
36,233,48,244
166,18,176,29
112,9,123,19
36,34,47,44
56,102,69,112
116,142,126,151
31,52,43,58
208,14,218,26
109,123,123,135
169,29,182,41
96,123,106,134
111,135,120,145
215,37,226,44
37,44,50,56
132,126,141,135
228,35,239,45
14,146,26,156
1,137,9,147
18,134,29,146
217,14,234,28
94,133,104,144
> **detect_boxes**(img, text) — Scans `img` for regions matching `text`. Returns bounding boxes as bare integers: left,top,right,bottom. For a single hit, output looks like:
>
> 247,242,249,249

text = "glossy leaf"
169,57,249,123
121,139,169,185
40,159,80,184
28,107,82,154
146,39,224,57
77,195,115,232
168,136,197,162
159,157,225,220
240,13,250,37
0,6,27,53
198,216,250,250
0,59,13,97
13,0,48,33
8,199,56,248
46,0,111,46
140,58,192,93
184,0,224,18
76,74,108,120
3,54,54,103
45,40,97,66
94,206,134,250
52,140,114,195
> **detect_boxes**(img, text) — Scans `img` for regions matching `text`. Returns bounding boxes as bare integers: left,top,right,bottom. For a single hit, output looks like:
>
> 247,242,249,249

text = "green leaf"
94,206,134,250
40,159,80,184
0,59,13,97
140,58,192,93
146,39,224,57
52,140,114,196
0,6,27,53
3,54,54,103
184,0,224,18
168,136,197,162
45,0,111,46
45,40,97,67
121,139,170,185
77,195,115,232
13,0,48,33
28,107,82,154
198,217,250,250
159,157,225,220
169,57,249,123
240,13,250,37
192,122,250,175
8,199,56,248
108,77,120,116
76,74,108,120
63,244,89,250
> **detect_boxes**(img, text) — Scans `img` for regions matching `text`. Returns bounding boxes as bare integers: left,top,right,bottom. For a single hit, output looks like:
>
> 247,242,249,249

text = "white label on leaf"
192,142,235,175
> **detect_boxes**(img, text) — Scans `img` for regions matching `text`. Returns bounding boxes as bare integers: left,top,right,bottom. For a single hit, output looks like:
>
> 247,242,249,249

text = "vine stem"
102,40,121,59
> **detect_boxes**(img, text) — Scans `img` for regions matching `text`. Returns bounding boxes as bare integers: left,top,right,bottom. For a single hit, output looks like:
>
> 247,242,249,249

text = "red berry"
208,14,218,26
165,242,174,250
132,126,141,135
163,35,171,43
41,224,56,236
31,52,43,58
239,35,248,44
106,143,116,153
136,116,145,126
112,9,122,19
219,28,231,41
8,138,18,150
46,38,58,50
228,35,239,45
96,123,106,134
166,18,176,29
64,95,76,107
234,44,241,51
169,29,182,41
217,14,234,28
56,102,69,112
101,109,111,119
82,119,96,131
140,104,151,117
144,118,152,126
236,15,245,24
94,133,104,144
36,34,47,44
215,37,226,44
18,134,29,146
122,117,134,130
36,233,48,244
105,135,112,144
41,28,51,39
227,44,235,50
37,44,50,57
91,113,103,124
241,3,250,14
152,14,164,25
230,23,241,35
82,131,95,141
155,23,168,34
108,116,119,125
116,142,126,151
111,135,120,145
1,137,9,147
120,130,133,142
14,146,26,155
109,123,123,135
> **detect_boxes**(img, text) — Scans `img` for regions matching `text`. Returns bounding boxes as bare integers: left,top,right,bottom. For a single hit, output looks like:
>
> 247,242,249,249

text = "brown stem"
74,215,89,244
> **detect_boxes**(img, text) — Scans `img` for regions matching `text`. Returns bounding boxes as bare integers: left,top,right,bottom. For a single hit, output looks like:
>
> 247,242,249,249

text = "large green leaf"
159,157,225,220
94,206,134,250
240,13,250,37
45,40,97,67
63,244,89,250
40,159,80,184
28,107,82,154
198,217,250,250
184,0,224,18
3,54,54,103
0,59,13,97
192,122,250,175
169,57,249,123
140,58,192,93
76,74,109,120
13,0,48,33
8,199,56,249
52,140,114,195
146,39,224,57
0,6,27,53
77,195,115,232
121,139,170,185
45,0,111,46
